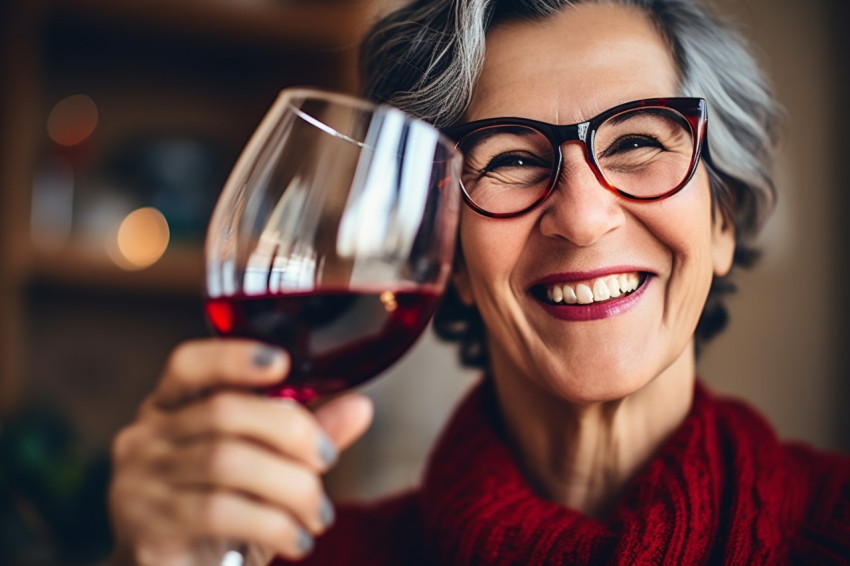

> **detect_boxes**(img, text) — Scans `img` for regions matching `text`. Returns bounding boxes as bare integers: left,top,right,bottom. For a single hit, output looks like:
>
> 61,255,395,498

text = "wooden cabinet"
0,0,384,442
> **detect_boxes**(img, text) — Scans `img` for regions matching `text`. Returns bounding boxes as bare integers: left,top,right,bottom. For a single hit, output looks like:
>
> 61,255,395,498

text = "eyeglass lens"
457,107,695,216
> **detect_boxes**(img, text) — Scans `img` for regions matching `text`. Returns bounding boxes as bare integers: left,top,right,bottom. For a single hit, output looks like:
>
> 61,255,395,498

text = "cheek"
653,208,714,262
649,173,716,261
458,212,532,294
647,179,718,315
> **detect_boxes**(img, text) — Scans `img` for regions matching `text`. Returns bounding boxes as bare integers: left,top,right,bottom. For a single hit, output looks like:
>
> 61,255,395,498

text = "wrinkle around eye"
481,170,550,186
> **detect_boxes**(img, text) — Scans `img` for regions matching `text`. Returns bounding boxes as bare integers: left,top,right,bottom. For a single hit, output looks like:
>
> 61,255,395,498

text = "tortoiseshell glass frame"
443,97,708,218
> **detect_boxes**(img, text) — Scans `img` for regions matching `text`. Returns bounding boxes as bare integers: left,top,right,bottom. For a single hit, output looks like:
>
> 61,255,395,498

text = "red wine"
205,288,441,403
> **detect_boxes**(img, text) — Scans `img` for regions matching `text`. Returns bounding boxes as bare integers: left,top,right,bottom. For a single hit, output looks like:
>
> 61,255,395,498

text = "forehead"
468,3,679,123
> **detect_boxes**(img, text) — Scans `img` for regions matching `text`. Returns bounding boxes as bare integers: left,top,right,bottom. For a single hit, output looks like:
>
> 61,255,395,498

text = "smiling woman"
444,4,735,407
105,1,850,565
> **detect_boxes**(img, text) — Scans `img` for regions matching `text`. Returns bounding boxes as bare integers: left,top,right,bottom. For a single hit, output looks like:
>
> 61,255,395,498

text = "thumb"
313,393,374,452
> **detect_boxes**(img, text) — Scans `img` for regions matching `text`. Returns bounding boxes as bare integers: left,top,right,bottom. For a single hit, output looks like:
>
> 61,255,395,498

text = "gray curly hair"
360,0,781,367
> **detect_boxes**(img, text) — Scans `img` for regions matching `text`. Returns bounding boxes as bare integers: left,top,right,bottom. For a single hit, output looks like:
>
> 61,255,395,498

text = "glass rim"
274,86,461,154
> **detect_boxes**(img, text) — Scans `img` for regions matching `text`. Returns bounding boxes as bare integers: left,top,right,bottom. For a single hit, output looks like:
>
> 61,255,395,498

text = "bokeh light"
47,94,99,147
112,207,170,270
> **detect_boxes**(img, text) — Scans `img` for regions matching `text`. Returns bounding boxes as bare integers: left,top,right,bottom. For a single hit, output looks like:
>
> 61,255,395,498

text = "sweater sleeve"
270,491,424,566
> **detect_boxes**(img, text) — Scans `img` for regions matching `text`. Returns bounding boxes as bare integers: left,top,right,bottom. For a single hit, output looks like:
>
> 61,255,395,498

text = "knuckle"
198,494,233,537
113,479,169,533
258,513,308,560
256,510,292,542
284,413,315,448
249,513,310,561
111,422,149,463
134,543,190,566
111,426,134,462
164,340,200,376
205,394,238,430
219,348,245,377
205,442,241,480
148,442,177,475
290,469,322,511
212,339,253,377
109,474,133,508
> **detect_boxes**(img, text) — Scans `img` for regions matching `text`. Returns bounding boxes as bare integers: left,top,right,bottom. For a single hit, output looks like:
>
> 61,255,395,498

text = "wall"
698,0,847,451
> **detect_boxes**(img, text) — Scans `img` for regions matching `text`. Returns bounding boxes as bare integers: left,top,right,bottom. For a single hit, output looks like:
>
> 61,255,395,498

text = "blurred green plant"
0,404,112,565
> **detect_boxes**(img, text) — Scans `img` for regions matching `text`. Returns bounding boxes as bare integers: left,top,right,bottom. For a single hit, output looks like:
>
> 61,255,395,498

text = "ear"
452,257,476,306
711,211,736,277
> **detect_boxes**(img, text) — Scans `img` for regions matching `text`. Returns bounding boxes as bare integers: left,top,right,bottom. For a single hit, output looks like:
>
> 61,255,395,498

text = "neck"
490,343,696,518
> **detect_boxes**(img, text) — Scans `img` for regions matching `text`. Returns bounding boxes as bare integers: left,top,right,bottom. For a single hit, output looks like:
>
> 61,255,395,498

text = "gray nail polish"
296,527,314,556
317,433,338,467
252,345,280,368
319,493,335,528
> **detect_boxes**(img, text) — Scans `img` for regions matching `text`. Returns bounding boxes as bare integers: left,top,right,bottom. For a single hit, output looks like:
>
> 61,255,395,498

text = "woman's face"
454,3,736,402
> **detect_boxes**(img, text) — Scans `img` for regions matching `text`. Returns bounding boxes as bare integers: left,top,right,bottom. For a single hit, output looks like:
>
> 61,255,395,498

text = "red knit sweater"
275,381,850,565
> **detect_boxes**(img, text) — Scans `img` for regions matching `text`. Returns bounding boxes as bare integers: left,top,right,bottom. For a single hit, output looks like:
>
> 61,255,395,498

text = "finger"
151,339,289,411
114,477,317,563
158,391,337,471
314,393,374,452
111,417,174,474
112,419,145,464
162,438,334,534
135,538,275,566
182,489,316,561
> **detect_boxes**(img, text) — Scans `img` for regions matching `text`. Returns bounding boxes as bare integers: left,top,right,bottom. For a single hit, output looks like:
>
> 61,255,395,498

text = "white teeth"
551,285,563,303
618,273,638,293
592,279,610,301
606,276,621,298
576,283,594,304
544,273,642,305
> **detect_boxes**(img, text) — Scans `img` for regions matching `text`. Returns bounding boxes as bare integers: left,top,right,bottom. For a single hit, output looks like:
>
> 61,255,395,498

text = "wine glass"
200,88,461,564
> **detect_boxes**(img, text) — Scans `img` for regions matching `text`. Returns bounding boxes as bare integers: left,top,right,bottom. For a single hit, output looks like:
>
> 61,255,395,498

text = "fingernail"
253,345,282,368
317,433,338,467
296,527,314,556
319,493,335,528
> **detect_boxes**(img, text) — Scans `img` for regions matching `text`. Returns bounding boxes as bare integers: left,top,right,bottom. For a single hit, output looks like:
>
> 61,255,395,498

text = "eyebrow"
462,124,543,145
605,107,677,127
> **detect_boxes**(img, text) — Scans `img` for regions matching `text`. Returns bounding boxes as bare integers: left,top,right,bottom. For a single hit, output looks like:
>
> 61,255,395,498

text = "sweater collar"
419,379,797,565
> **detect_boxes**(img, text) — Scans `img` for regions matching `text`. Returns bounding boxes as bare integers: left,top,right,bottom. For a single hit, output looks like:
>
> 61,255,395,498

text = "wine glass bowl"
204,88,461,404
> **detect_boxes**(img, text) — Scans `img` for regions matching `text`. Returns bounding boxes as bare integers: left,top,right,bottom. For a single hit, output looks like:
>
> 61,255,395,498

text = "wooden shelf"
26,242,205,295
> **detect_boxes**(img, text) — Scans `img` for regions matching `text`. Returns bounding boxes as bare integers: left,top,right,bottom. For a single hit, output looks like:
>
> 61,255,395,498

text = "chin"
488,332,695,406
551,372,656,405
532,347,690,406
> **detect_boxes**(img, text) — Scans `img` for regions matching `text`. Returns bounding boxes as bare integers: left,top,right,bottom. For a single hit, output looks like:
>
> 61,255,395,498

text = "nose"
538,142,626,246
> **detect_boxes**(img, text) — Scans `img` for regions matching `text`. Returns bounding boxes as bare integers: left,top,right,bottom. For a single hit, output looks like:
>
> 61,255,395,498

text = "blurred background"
0,0,847,564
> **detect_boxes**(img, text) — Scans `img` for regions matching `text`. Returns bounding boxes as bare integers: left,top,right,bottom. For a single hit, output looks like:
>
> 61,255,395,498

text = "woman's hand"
107,338,374,565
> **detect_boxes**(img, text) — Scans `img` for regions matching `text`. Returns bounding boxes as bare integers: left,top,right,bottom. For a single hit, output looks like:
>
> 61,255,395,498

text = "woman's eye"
482,152,547,173
601,135,664,157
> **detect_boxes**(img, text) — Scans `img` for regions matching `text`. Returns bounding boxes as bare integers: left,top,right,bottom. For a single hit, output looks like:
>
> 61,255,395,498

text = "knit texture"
276,380,850,565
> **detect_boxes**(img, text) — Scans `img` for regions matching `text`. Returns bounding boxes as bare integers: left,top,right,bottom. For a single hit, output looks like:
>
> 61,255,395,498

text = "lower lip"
534,276,651,322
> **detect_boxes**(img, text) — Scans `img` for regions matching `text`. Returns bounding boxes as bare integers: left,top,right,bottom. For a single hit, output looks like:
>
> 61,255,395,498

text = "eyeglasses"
443,97,708,218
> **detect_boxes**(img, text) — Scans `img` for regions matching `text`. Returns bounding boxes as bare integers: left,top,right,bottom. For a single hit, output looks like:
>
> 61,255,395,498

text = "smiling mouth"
532,272,648,306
